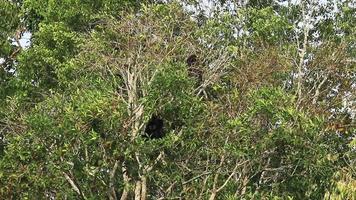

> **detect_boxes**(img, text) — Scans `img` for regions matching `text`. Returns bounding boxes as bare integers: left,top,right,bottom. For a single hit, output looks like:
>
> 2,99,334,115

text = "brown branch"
109,160,120,200
120,162,130,200
134,180,142,200
208,154,225,200
296,4,310,109
216,161,248,193
183,171,213,185
312,73,329,104
63,172,87,200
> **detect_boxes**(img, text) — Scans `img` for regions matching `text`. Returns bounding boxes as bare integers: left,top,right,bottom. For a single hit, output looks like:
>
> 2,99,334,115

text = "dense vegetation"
0,0,355,199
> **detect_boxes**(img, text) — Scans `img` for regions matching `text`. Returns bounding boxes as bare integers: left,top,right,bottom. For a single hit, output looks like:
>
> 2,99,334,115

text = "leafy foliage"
0,1,354,199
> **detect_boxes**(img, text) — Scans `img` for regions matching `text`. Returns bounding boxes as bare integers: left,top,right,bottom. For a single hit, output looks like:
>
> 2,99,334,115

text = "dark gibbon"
186,54,203,84
144,115,164,139
186,54,198,67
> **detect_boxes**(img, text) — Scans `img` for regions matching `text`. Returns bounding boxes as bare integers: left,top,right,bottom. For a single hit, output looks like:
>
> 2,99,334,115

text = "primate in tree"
186,54,198,67
144,115,164,139
186,54,203,84
90,118,107,138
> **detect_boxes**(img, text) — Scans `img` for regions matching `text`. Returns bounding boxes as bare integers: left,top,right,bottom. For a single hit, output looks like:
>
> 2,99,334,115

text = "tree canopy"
0,0,355,199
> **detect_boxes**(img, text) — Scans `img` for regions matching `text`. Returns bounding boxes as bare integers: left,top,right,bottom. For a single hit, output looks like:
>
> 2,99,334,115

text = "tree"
0,1,354,199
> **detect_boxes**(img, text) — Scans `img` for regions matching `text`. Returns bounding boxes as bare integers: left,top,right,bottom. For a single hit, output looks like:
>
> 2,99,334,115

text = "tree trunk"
141,176,148,200
296,3,310,108
135,181,142,200
120,163,130,200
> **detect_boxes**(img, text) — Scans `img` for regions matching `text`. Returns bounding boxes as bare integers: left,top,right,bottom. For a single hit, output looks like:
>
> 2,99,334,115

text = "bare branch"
109,160,120,200
63,172,87,200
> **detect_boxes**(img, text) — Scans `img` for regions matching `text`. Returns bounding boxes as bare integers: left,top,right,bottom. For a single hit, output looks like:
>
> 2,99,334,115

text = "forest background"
0,0,355,199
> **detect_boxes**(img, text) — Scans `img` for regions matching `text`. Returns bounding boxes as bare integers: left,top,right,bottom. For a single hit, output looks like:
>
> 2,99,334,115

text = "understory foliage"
0,1,355,200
